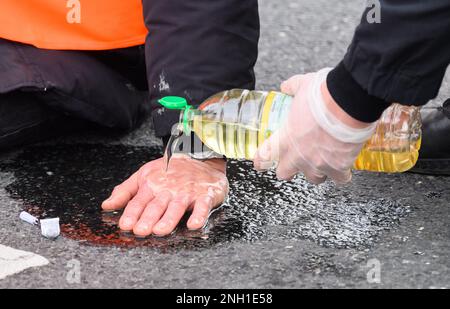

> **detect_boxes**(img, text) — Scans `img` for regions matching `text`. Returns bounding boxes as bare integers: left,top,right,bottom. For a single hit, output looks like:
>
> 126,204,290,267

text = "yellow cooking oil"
160,90,422,173
192,119,261,159
353,139,421,172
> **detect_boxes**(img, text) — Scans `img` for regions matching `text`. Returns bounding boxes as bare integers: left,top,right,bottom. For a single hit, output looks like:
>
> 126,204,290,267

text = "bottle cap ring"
158,96,193,134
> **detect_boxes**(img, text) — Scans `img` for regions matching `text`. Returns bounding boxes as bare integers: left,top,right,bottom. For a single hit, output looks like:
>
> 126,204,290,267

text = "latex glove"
254,68,376,185
102,156,228,236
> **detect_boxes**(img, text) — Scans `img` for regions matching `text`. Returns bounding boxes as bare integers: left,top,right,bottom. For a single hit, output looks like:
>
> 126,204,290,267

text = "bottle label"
260,92,292,141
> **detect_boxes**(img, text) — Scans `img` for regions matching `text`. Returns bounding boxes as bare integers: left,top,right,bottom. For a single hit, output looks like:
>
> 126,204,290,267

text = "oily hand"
102,156,228,236
254,69,376,185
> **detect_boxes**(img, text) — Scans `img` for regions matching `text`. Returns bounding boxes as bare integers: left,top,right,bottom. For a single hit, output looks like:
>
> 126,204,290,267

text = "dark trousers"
0,0,260,150
0,43,149,150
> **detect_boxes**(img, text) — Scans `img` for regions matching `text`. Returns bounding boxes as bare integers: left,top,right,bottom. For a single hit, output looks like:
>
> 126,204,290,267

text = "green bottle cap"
158,96,188,109
158,96,193,134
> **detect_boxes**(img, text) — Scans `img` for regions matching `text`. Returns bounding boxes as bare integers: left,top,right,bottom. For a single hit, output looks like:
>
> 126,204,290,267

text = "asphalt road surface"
0,0,449,289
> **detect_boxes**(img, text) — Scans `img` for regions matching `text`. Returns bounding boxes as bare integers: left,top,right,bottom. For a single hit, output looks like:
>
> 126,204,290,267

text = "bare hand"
102,156,228,237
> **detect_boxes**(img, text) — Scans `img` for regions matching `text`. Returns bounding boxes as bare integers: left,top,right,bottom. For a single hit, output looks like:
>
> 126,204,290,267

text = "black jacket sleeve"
327,0,450,123
142,0,260,138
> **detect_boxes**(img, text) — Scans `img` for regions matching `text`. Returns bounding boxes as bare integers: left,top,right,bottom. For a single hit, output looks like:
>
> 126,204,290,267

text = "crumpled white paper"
40,218,61,239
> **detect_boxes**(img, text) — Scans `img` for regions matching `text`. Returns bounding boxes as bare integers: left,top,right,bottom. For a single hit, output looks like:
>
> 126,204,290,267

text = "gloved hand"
253,68,377,185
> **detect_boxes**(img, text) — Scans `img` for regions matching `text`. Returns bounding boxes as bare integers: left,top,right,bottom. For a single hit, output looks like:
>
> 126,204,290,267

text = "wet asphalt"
0,0,449,289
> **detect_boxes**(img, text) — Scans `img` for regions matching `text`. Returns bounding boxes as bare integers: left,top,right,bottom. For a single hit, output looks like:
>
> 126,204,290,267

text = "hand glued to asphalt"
102,156,228,237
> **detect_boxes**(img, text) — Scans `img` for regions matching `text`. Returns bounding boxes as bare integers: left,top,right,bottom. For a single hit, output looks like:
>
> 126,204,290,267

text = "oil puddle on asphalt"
0,144,411,250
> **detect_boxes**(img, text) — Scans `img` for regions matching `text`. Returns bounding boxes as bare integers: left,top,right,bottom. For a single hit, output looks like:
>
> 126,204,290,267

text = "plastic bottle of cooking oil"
159,89,422,173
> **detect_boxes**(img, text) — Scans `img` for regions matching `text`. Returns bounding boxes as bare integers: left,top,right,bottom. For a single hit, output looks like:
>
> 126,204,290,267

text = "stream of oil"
0,144,411,250
164,127,183,171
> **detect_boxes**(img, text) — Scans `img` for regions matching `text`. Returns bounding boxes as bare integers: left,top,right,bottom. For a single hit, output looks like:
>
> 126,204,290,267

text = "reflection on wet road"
0,144,411,250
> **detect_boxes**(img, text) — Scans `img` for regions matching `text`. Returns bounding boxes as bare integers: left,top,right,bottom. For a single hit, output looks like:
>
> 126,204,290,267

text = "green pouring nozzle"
158,96,194,134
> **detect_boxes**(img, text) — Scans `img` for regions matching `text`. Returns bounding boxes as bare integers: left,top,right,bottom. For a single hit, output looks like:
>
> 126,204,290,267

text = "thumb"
280,74,307,96
253,131,281,171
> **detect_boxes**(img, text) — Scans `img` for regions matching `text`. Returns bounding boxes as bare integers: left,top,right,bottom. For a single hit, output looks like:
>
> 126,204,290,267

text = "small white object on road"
0,244,49,280
40,218,60,239
19,211,39,225
19,212,61,240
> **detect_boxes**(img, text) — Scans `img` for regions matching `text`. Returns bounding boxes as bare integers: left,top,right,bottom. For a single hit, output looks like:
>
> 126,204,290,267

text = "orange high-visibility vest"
0,0,147,50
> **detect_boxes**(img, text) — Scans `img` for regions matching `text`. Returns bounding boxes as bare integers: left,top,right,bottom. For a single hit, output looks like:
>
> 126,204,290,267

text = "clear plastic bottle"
159,89,422,173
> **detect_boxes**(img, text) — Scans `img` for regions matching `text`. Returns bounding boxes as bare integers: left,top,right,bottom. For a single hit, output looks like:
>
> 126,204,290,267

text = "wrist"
326,62,392,123
307,68,376,144
321,82,373,129
197,157,228,174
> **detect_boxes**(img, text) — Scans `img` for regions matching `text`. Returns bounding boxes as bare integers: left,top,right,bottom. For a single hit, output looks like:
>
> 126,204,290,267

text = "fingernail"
259,161,275,171
135,222,149,232
155,222,167,231
122,216,134,227
192,217,203,226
